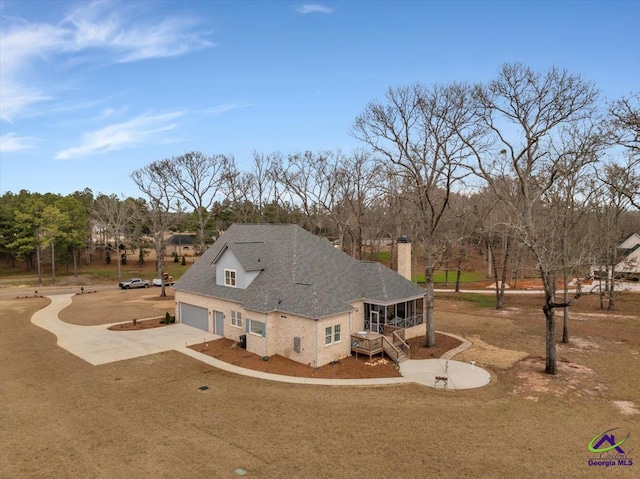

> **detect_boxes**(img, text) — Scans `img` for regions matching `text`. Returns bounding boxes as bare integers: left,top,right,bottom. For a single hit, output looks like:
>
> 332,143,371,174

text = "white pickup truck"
118,278,151,289
152,274,175,287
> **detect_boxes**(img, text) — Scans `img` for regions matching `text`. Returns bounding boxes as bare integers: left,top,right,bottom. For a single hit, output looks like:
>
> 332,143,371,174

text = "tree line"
1,63,638,374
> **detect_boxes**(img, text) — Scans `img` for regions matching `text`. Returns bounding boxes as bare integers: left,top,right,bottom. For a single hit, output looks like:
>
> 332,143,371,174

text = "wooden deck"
351,330,410,364
351,332,384,359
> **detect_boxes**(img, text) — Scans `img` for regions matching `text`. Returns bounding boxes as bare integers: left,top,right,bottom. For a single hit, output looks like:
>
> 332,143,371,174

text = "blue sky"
1,0,639,198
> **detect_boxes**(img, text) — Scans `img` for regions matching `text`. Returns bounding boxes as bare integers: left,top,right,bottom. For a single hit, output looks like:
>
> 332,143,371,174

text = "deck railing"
392,331,410,358
351,333,384,356
386,313,424,330
381,336,401,363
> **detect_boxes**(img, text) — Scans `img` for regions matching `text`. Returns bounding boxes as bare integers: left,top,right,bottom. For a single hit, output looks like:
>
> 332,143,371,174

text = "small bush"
181,256,186,266
173,252,179,263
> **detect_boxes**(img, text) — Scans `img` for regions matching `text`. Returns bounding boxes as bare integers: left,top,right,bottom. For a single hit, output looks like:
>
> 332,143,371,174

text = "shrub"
181,255,186,265
173,252,179,263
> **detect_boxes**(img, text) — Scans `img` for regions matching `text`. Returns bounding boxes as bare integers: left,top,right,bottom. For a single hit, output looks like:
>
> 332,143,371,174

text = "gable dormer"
212,242,265,289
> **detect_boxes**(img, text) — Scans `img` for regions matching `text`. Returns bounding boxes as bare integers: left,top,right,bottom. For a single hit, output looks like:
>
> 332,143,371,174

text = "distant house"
592,233,640,281
173,224,425,368
615,233,640,279
168,234,197,257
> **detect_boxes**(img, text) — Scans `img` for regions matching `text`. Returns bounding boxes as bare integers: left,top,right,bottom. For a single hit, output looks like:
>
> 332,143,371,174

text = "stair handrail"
392,331,410,359
381,335,401,363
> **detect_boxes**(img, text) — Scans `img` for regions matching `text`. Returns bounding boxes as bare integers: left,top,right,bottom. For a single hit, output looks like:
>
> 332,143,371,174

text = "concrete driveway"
32,294,219,366
31,294,492,390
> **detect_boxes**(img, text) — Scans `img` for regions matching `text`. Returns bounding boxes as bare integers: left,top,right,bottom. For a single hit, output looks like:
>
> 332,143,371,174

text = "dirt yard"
1,291,639,478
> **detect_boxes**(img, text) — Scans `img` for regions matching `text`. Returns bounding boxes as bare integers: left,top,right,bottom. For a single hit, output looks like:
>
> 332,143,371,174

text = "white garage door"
180,303,209,332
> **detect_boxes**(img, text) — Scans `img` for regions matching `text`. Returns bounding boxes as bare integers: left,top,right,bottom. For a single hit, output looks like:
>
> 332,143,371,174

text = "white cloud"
0,2,213,122
0,133,37,153
55,111,184,160
205,102,252,114
297,4,333,14
98,106,128,119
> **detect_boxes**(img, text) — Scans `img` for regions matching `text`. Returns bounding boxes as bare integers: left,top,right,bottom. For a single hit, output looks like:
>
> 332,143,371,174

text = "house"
591,233,640,281
173,224,426,368
168,234,197,257
615,233,640,279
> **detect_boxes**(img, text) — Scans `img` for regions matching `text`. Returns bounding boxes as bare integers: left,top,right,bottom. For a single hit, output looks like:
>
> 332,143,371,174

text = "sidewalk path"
31,294,491,389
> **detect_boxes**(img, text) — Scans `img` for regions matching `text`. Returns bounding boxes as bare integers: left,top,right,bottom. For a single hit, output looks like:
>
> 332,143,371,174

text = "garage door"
180,303,209,332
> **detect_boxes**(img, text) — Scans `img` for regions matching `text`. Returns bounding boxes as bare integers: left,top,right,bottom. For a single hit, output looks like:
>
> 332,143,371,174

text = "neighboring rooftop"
174,224,425,320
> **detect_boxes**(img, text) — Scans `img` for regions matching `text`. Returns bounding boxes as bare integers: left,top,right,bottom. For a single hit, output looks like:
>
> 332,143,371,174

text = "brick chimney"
397,236,411,281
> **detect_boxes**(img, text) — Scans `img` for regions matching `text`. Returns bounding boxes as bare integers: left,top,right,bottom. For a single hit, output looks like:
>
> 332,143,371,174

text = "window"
224,269,237,287
325,324,342,345
247,318,265,337
231,311,242,328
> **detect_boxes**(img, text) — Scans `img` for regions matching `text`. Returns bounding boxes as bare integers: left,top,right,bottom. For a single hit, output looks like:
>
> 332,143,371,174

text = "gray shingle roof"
174,224,425,319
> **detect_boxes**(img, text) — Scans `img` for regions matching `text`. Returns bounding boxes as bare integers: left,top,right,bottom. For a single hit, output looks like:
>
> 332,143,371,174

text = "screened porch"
363,297,424,334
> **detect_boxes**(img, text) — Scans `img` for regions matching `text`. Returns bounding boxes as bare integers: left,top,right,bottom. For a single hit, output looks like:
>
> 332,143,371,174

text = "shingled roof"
174,224,425,320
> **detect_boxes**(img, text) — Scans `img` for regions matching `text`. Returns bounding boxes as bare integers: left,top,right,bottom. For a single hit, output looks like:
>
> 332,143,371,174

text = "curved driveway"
31,294,491,389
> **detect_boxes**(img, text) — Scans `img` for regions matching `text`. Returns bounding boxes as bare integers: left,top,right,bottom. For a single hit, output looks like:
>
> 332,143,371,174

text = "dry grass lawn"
1,291,639,478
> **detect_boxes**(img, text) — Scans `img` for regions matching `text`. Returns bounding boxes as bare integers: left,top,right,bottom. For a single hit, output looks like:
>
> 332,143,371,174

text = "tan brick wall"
404,324,425,340
175,291,269,357
397,242,412,280
266,311,318,367
176,291,360,367
350,300,365,332
315,312,353,367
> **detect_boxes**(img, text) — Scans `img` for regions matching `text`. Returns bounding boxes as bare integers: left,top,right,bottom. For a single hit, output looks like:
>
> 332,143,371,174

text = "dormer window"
224,269,237,287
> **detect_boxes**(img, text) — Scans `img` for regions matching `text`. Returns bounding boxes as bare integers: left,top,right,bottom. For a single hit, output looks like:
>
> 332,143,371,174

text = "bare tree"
336,150,382,259
275,151,348,240
461,63,600,374
131,165,176,297
158,152,231,254
353,82,481,347
91,194,132,278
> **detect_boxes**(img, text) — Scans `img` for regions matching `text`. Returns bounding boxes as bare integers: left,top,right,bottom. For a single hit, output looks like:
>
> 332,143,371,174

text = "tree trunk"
599,276,604,309
608,274,616,310
36,228,42,286
562,269,570,343
498,237,511,310
424,248,436,347
157,238,166,298
73,249,78,280
490,243,500,309
542,273,557,375
455,256,462,293
543,302,557,374
51,241,56,285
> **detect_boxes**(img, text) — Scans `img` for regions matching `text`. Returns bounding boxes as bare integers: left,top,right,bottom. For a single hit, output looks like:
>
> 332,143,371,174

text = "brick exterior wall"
175,291,365,368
